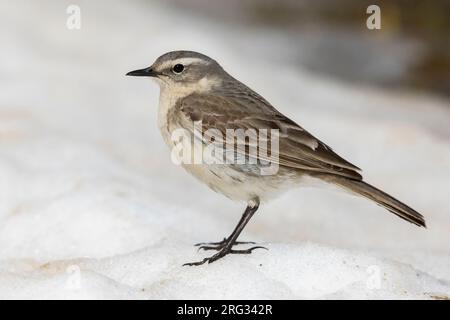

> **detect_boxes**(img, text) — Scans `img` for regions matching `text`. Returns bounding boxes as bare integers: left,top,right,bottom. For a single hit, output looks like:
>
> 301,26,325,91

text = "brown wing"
170,91,362,180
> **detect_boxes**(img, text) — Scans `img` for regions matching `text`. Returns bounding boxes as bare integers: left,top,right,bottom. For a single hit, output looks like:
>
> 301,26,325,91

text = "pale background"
0,0,449,299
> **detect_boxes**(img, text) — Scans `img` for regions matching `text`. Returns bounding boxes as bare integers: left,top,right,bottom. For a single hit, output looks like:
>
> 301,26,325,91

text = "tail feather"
329,177,426,228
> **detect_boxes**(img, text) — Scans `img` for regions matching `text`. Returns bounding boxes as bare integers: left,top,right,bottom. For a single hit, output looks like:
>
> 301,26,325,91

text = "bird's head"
127,51,225,92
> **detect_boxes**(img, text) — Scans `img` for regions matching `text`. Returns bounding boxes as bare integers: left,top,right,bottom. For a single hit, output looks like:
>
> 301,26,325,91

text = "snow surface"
0,0,449,299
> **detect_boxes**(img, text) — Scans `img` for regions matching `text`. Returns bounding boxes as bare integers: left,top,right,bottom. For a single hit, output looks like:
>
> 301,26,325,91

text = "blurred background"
167,0,450,97
0,0,449,299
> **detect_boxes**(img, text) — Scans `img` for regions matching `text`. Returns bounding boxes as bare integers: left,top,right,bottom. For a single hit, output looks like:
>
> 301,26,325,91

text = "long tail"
324,176,426,227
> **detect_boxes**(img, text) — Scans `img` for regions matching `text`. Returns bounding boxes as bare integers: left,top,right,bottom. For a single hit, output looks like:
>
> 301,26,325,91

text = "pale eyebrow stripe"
159,57,208,70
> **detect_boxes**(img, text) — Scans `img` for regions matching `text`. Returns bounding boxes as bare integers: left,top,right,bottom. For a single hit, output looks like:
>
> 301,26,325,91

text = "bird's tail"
323,176,426,227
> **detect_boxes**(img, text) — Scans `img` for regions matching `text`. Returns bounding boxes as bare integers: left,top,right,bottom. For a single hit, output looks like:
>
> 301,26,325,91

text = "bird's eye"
172,64,184,74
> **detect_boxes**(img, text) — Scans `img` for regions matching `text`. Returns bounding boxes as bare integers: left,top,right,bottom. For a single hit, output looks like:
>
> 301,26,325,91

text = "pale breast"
156,84,299,203
157,87,174,147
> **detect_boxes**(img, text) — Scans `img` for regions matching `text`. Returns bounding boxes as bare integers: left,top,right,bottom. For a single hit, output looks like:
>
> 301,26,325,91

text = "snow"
0,0,449,299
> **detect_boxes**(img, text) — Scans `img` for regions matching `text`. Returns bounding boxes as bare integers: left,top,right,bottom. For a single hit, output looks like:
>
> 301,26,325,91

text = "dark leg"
183,202,267,266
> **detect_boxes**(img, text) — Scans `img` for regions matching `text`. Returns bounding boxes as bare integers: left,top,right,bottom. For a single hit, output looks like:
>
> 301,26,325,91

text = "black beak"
126,67,158,77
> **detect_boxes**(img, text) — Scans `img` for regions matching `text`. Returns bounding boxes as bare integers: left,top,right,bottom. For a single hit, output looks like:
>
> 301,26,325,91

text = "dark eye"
172,64,184,74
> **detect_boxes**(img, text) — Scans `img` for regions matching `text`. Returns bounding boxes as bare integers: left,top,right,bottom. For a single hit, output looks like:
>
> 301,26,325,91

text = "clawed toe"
197,245,219,251
198,244,266,252
183,258,210,267
194,238,256,249
184,245,268,266
194,238,227,247
230,246,268,254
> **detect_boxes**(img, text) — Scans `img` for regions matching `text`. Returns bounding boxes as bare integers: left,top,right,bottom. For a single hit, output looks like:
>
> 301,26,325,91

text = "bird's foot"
184,244,267,267
194,237,257,251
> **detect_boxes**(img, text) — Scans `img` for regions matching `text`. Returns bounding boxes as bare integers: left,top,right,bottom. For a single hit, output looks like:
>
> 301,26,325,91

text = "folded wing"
170,91,362,180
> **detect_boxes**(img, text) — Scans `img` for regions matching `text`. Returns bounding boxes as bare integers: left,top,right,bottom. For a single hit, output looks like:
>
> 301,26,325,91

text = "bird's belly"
180,162,298,203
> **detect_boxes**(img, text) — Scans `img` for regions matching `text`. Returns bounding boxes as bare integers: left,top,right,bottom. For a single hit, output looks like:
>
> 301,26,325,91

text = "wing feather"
170,92,362,180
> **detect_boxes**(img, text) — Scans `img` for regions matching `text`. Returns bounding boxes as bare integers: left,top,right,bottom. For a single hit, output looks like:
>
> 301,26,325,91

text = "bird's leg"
184,202,267,266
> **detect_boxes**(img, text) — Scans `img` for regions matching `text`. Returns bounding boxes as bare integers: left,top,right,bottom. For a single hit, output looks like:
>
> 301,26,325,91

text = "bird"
127,50,426,266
